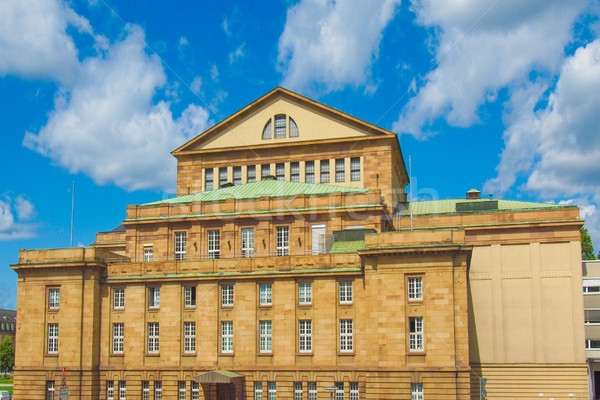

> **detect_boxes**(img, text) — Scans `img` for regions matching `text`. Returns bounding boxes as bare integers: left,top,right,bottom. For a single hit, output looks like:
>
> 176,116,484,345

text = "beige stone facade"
11,88,588,399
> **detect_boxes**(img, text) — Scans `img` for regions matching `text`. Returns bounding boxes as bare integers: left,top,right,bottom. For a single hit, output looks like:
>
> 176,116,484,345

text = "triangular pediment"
173,87,394,154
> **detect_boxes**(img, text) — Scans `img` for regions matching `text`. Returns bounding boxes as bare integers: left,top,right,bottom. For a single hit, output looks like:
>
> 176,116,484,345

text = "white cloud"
278,0,400,93
229,43,245,64
395,0,588,138
0,194,36,241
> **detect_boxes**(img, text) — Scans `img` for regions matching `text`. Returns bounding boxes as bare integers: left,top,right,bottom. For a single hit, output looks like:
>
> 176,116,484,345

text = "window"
154,381,162,400
175,232,187,261
294,382,303,400
274,114,286,138
260,284,272,306
114,288,125,309
107,381,114,400
233,166,242,185
268,382,277,400
276,226,289,256
409,317,424,351
242,228,254,258
148,322,159,353
350,382,359,400
184,322,196,353
46,381,55,400
290,162,300,182
261,164,271,179
255,382,263,400
339,281,353,304
305,161,315,183
222,321,233,353
320,160,330,183
411,383,424,400
48,288,60,310
408,277,423,301
585,286,600,293
148,287,160,308
208,230,220,259
586,339,600,349
299,320,312,352
192,382,200,400
289,117,299,137
143,246,153,262
222,284,234,307
247,165,256,182
340,319,353,352
119,381,126,400
205,169,214,191
308,382,317,400
299,282,312,305
112,323,124,354
335,382,344,400
219,167,228,188
178,381,186,400
47,323,58,354
350,157,360,181
335,158,345,182
276,163,285,181
142,381,150,400
259,320,272,353
262,119,272,139
185,286,196,307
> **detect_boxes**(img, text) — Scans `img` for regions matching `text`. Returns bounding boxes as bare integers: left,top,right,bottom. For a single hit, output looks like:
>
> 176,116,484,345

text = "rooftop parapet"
12,247,126,270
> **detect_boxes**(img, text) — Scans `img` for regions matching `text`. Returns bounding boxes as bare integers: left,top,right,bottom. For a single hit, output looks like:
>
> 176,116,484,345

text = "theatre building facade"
11,88,588,399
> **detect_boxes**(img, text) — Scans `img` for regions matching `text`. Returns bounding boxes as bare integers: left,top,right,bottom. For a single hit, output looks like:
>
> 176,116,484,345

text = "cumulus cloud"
0,194,36,241
394,0,588,137
278,0,400,93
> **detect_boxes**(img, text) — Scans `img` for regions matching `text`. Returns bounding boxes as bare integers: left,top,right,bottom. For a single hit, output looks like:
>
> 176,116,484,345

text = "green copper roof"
141,180,369,206
329,240,365,254
404,198,576,216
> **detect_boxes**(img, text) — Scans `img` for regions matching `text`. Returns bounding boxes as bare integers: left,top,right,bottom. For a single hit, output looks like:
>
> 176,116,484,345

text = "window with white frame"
299,282,312,305
114,288,125,309
143,246,153,262
148,287,160,308
259,320,272,353
409,317,423,351
274,114,286,138
205,169,214,191
175,232,187,261
219,167,228,188
222,284,234,307
142,381,150,400
208,229,220,259
119,381,126,400
335,382,344,400
261,164,271,179
184,286,196,307
191,381,199,400
294,382,302,400
320,160,330,183
339,281,353,304
305,161,315,183
46,381,55,400
408,277,423,301
289,118,299,137
350,157,360,181
340,319,353,352
260,284,272,306
276,226,289,256
148,322,159,353
154,381,162,400
233,166,242,186
268,382,277,400
178,381,186,400
308,382,317,400
106,381,114,400
335,158,345,182
184,322,196,353
586,339,600,349
242,228,254,258
299,320,312,352
47,323,58,354
112,323,124,354
411,383,424,400
276,163,285,181
585,286,600,293
255,382,263,400
48,288,60,310
350,382,359,400
222,321,233,353
290,162,300,182
262,119,272,139
247,165,256,182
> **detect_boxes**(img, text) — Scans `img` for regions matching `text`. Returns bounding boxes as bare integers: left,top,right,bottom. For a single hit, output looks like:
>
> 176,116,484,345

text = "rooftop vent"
466,189,481,199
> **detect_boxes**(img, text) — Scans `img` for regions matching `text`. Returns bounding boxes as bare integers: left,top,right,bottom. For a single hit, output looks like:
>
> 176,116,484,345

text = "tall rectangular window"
260,284,272,306
106,381,114,400
184,321,196,353
290,162,300,182
148,322,159,353
411,383,423,400
320,160,330,183
409,317,424,351
178,381,186,400
276,163,285,181
339,281,353,304
205,169,214,191
408,277,423,301
143,246,153,262
268,382,277,400
294,382,303,400
335,158,345,182
112,323,124,354
208,229,220,259
305,161,315,183
48,288,60,310
175,232,187,261
47,323,58,354
340,319,353,352
247,165,256,182
299,320,312,352
335,382,344,400
350,382,359,400
142,381,150,400
46,381,55,400
114,288,125,309
184,286,196,307
274,115,286,137
255,382,263,400
308,382,317,400
148,287,160,308
233,166,242,185
299,282,312,305
221,321,233,353
119,381,126,400
154,381,162,400
261,164,271,179
219,167,228,188
191,382,200,400
276,226,289,256
222,284,234,307
242,228,254,258
350,157,360,181
259,320,272,353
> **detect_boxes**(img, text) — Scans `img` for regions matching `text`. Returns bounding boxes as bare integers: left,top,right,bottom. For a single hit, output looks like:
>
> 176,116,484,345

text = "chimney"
466,189,481,199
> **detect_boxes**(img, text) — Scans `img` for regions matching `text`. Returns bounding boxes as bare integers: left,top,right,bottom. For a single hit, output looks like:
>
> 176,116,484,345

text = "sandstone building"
11,88,587,399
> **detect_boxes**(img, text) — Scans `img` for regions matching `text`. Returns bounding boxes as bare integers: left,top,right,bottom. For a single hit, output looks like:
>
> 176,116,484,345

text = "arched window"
262,119,272,139
289,117,299,137
262,114,299,139
274,114,287,138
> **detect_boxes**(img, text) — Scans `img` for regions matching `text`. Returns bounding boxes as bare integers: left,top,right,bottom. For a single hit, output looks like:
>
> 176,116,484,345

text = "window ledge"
110,353,124,357
145,352,160,357
296,352,313,356
219,352,235,357
45,353,59,357
182,352,196,357
337,351,355,356
257,352,273,357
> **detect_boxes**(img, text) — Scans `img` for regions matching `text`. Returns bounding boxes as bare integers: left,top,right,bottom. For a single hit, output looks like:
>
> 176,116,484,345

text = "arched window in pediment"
262,119,272,139
261,114,300,139
289,117,299,137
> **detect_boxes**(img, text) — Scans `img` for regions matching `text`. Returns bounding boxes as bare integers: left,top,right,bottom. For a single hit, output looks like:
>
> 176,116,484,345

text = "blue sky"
1,0,599,309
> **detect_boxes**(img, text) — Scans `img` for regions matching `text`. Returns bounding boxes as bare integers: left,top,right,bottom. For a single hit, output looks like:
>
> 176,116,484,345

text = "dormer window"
262,115,299,139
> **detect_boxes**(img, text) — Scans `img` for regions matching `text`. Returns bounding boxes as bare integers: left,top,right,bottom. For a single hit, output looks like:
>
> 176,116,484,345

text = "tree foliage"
582,226,596,260
0,335,14,372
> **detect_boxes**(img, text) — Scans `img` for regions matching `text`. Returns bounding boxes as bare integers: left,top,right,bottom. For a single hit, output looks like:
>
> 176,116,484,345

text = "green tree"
582,226,596,260
0,336,14,372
